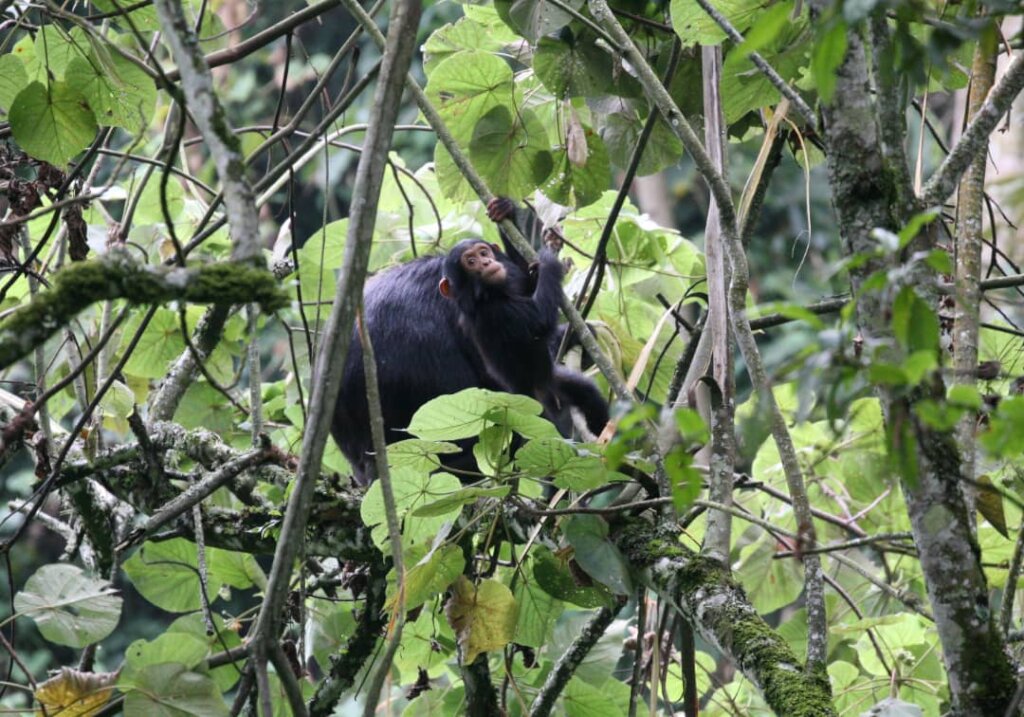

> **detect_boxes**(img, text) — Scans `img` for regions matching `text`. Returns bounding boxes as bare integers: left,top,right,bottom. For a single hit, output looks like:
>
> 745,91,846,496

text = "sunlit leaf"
34,667,116,717
444,576,517,664
0,54,29,112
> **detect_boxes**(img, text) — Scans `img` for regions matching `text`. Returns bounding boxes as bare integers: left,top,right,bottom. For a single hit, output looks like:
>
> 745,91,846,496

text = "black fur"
332,201,608,485
442,241,609,437
331,257,495,484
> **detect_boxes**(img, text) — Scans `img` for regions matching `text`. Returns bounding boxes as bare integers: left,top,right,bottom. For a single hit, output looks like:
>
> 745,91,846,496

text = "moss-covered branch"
615,520,836,717
0,253,286,371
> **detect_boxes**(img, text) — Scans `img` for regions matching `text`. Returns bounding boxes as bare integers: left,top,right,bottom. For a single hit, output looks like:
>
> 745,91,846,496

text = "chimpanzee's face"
459,242,506,285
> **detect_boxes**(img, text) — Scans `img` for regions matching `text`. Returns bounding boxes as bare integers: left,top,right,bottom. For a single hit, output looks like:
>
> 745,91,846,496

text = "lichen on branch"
0,253,286,370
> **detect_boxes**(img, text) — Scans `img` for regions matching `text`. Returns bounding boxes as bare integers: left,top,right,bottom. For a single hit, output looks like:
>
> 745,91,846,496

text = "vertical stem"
953,29,997,496
358,304,405,715
247,305,264,443
248,0,421,713
699,44,736,564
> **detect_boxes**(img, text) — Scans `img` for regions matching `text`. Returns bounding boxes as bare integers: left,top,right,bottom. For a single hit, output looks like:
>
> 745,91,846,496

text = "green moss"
0,256,287,370
613,518,837,716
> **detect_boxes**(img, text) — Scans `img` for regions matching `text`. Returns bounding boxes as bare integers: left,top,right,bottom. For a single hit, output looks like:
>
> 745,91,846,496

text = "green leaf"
473,423,513,476
173,382,236,435
123,309,185,378
897,208,940,248
0,54,29,112
723,2,794,69
28,26,90,81
564,675,631,716
892,288,939,354
976,474,1008,538
412,486,511,517
948,384,982,410
515,438,611,491
444,576,518,664
422,15,519,74
867,362,909,387
811,21,847,104
14,565,122,648
167,614,243,693
123,539,225,613
508,0,582,42
886,409,918,486
395,609,457,679
533,34,640,99
360,468,463,550
674,408,709,443
121,633,210,684
901,350,937,385
734,535,804,614
121,664,229,717
665,446,702,511
924,249,953,274
387,439,462,473
542,123,611,209
207,547,266,590
514,562,563,648
532,546,616,609
9,81,98,167
89,0,161,29
98,380,136,433
980,397,1024,458
65,49,156,131
296,219,347,302
599,109,684,176
469,105,554,201
393,544,465,612
671,0,767,46
721,24,810,122
408,388,558,442
563,516,632,595
912,399,962,431
425,51,514,144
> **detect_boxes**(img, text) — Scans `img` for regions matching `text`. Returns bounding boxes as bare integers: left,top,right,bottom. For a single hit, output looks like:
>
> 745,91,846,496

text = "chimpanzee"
331,198,607,485
438,203,609,440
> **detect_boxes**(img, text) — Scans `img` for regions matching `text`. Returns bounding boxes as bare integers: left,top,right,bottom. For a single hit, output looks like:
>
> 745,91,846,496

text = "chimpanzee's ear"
439,277,452,298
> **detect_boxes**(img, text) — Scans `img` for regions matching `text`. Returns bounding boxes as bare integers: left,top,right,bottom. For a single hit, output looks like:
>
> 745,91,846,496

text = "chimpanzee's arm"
530,248,564,329
487,197,532,272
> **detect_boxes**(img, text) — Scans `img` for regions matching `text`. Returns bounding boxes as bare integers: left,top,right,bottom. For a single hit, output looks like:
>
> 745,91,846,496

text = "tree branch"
692,0,817,130
153,0,262,265
587,0,829,671
615,520,836,717
0,255,284,372
247,0,421,713
921,50,1024,207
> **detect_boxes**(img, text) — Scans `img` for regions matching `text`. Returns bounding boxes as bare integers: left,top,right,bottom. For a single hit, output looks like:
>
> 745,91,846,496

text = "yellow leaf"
35,667,116,717
977,474,1008,538
444,575,517,664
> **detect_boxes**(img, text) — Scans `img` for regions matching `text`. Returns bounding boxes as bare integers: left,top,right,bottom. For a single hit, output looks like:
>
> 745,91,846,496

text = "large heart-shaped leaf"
9,81,98,166
14,564,121,648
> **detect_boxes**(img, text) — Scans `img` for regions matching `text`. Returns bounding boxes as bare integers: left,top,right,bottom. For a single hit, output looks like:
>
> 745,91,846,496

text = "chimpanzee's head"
439,240,509,299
